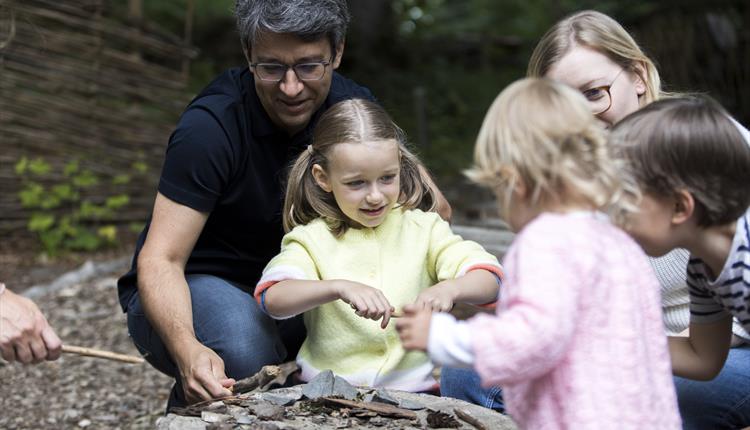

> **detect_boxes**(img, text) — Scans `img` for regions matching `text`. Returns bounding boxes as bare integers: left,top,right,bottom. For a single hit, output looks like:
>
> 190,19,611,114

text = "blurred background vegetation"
1,0,748,255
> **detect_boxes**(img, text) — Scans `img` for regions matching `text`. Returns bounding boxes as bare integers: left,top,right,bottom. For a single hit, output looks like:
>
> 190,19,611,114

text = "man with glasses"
117,0,448,409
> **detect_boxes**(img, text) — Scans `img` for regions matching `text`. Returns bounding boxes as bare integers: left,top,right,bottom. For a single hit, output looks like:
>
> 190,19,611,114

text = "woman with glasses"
440,10,750,430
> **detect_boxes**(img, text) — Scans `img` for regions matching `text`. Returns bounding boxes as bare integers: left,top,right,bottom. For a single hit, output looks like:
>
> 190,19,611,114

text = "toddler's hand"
335,281,394,329
412,281,457,312
396,304,432,351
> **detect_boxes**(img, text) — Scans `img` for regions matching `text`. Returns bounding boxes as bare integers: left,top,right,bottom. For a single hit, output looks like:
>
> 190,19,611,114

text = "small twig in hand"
62,345,144,364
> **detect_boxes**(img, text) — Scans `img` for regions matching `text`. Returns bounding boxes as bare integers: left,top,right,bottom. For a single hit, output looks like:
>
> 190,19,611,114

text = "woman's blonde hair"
283,98,436,236
466,78,636,222
527,10,664,105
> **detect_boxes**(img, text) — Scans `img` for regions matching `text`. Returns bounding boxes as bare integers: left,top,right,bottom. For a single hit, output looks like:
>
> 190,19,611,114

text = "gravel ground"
0,217,511,430
0,274,173,430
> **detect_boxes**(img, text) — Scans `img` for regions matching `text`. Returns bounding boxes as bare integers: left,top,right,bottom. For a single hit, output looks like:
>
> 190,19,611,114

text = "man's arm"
137,192,234,403
668,315,733,380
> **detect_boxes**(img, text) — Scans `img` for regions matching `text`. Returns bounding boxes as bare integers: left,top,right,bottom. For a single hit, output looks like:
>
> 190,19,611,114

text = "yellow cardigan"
255,208,502,391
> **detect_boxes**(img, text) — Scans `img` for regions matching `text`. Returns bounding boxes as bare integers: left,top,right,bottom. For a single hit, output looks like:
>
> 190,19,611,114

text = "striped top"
687,207,750,332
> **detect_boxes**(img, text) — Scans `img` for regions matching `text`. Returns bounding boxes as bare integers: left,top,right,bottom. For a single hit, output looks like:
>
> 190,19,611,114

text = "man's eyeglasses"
581,68,625,115
250,59,332,82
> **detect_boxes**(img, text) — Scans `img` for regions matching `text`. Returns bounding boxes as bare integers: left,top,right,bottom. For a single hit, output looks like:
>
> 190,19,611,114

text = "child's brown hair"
610,96,750,227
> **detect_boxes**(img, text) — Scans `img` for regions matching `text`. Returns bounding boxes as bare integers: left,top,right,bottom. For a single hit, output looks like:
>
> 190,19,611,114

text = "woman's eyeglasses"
581,68,626,115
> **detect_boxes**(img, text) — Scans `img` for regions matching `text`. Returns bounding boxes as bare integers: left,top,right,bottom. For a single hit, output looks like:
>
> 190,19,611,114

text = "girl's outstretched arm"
413,270,499,312
262,279,395,329
668,316,733,380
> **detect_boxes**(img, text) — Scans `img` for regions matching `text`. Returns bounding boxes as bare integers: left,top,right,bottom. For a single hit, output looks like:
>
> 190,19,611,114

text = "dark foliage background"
1,0,747,251
134,0,747,180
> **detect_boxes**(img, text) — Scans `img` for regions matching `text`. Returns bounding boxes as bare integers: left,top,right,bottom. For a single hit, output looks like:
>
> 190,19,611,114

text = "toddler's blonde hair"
467,78,636,222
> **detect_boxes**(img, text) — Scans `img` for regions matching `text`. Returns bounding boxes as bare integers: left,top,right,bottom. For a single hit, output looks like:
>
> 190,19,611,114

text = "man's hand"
175,340,235,404
396,304,432,351
0,285,62,364
335,281,394,329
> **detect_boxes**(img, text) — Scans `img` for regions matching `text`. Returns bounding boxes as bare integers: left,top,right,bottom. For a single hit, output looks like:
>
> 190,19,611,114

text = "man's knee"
186,275,287,379
209,322,286,379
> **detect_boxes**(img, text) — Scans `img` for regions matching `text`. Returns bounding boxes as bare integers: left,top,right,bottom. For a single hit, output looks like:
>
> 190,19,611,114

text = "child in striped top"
397,78,680,429
610,96,750,382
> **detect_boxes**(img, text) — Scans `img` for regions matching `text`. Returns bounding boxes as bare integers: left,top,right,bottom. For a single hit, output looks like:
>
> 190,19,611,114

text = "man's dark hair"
235,0,350,54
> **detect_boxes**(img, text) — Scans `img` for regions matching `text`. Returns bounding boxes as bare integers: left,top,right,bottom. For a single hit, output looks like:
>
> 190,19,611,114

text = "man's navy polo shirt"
117,67,374,311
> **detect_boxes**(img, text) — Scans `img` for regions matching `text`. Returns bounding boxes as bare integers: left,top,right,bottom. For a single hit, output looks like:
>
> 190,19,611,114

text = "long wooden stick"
62,345,144,364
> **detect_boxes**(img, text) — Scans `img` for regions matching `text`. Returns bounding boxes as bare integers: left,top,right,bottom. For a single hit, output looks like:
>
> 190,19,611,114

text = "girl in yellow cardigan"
254,98,502,391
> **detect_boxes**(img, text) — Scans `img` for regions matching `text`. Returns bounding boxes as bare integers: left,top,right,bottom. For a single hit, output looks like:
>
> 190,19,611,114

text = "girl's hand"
412,280,458,312
335,281,394,329
396,304,432,351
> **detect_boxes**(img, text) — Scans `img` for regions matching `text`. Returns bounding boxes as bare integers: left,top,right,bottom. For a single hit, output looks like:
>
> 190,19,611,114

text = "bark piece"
454,407,489,430
426,409,461,428
232,361,299,394
322,398,417,420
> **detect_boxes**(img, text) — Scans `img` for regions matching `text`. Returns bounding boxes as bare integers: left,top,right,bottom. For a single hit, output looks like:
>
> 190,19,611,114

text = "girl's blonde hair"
527,10,664,105
466,78,636,222
283,98,437,236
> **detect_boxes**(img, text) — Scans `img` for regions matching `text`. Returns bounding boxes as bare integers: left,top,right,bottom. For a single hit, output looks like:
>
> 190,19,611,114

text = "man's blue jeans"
126,274,305,409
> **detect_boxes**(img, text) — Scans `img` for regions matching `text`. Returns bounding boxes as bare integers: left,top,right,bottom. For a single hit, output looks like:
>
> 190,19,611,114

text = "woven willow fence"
0,0,195,235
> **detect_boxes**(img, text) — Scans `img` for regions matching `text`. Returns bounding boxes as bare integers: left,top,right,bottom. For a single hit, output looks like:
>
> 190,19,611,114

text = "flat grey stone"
398,398,426,410
200,411,230,423
364,389,399,406
262,392,301,406
332,376,359,400
302,370,335,399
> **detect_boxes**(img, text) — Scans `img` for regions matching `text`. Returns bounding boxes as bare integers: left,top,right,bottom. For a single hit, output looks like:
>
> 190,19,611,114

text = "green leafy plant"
15,156,137,256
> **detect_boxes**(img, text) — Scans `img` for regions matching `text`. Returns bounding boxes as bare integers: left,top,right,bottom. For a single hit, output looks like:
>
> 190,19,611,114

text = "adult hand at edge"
0,285,62,364
175,339,235,404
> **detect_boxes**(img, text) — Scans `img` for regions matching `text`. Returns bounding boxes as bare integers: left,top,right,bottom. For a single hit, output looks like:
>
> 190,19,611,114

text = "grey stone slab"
332,376,359,400
302,370,335,399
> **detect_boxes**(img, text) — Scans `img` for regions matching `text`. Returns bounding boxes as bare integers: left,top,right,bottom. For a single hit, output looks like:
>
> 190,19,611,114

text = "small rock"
77,418,91,428
251,402,286,421
332,376,359,400
364,389,398,406
206,423,234,430
234,414,256,425
335,418,352,428
398,398,426,410
302,370,335,399
63,408,81,422
311,414,327,424
201,411,231,423
262,392,302,406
